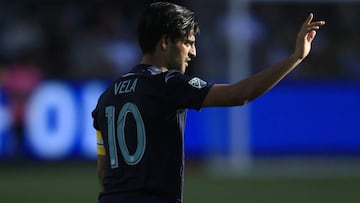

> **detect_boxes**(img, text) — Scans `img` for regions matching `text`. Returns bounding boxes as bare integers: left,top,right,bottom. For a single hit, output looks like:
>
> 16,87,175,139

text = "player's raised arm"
202,13,325,107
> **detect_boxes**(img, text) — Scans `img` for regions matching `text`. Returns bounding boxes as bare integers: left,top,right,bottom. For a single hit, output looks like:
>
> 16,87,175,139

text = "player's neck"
140,54,169,72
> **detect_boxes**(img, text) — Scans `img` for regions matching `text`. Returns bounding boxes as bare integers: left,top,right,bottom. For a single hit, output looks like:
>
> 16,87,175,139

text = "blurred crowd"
0,1,358,81
250,3,360,80
0,1,145,80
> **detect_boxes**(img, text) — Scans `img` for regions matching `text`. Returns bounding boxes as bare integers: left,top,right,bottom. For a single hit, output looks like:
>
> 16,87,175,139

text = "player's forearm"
97,155,105,192
202,54,303,107
233,54,303,104
98,172,104,192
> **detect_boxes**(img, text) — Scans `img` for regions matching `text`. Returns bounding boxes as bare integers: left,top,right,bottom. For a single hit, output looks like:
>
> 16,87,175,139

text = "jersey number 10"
105,102,146,168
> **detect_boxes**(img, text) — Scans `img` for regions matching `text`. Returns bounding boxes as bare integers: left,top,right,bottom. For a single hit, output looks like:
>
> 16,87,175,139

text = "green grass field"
1,161,360,203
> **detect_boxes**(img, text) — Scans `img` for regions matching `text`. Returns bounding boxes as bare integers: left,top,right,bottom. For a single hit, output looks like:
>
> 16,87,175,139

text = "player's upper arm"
202,84,249,107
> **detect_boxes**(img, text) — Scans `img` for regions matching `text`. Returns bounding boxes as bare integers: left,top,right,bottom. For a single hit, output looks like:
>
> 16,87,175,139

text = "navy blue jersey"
92,64,212,202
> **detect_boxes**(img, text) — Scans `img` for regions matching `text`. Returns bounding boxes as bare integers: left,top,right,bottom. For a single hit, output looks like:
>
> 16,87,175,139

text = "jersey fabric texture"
92,64,212,203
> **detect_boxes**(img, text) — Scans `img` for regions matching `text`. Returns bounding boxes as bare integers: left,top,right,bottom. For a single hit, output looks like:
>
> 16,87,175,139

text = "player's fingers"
298,14,324,40
299,14,314,35
299,20,324,37
304,13,313,25
302,13,325,31
305,21,325,32
307,30,316,42
309,21,326,27
307,25,320,31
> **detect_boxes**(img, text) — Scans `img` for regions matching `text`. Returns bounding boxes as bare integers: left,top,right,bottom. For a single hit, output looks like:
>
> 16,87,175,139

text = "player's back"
93,64,186,202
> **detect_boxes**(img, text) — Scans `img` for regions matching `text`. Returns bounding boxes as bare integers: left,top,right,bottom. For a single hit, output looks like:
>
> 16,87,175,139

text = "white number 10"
105,102,146,168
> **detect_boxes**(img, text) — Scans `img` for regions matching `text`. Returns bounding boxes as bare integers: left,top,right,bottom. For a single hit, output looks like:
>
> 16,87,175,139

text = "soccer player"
92,2,325,203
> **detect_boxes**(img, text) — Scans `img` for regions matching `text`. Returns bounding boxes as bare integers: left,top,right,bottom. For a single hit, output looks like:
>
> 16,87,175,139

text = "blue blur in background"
251,81,360,156
1,80,360,160
188,81,360,158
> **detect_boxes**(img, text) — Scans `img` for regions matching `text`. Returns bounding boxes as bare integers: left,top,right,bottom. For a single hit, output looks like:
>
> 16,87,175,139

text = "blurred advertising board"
1,80,360,160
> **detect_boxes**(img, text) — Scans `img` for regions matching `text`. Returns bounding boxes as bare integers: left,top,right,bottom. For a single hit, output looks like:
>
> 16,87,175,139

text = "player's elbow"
227,84,259,106
232,95,251,106
239,87,268,105
203,84,255,107
220,92,249,106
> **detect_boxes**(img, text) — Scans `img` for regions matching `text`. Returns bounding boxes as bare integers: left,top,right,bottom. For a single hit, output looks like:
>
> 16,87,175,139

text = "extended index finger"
305,13,314,25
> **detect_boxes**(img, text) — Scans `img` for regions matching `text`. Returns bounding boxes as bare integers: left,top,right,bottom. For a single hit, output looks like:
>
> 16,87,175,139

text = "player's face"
167,32,196,73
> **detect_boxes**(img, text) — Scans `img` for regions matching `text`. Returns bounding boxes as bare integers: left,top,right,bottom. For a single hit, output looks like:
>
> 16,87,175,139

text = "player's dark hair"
137,2,200,54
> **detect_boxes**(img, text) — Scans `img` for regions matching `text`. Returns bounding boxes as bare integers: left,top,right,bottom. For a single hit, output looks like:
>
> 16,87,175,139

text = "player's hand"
293,13,325,60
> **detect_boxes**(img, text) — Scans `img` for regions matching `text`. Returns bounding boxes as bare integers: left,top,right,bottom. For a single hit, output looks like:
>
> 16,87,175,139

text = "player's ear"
160,35,168,50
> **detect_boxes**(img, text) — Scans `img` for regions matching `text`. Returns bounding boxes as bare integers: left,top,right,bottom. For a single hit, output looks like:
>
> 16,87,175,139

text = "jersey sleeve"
164,70,213,110
92,105,105,156
92,103,100,130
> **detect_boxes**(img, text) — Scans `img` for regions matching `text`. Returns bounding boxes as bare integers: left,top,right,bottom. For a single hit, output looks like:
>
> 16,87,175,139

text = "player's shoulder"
165,70,209,90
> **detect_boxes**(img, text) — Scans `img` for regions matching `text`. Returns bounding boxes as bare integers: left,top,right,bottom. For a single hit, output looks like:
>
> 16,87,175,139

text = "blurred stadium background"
0,0,359,202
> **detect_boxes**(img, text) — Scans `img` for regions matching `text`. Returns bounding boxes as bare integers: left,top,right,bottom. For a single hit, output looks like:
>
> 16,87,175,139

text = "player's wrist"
290,53,304,63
